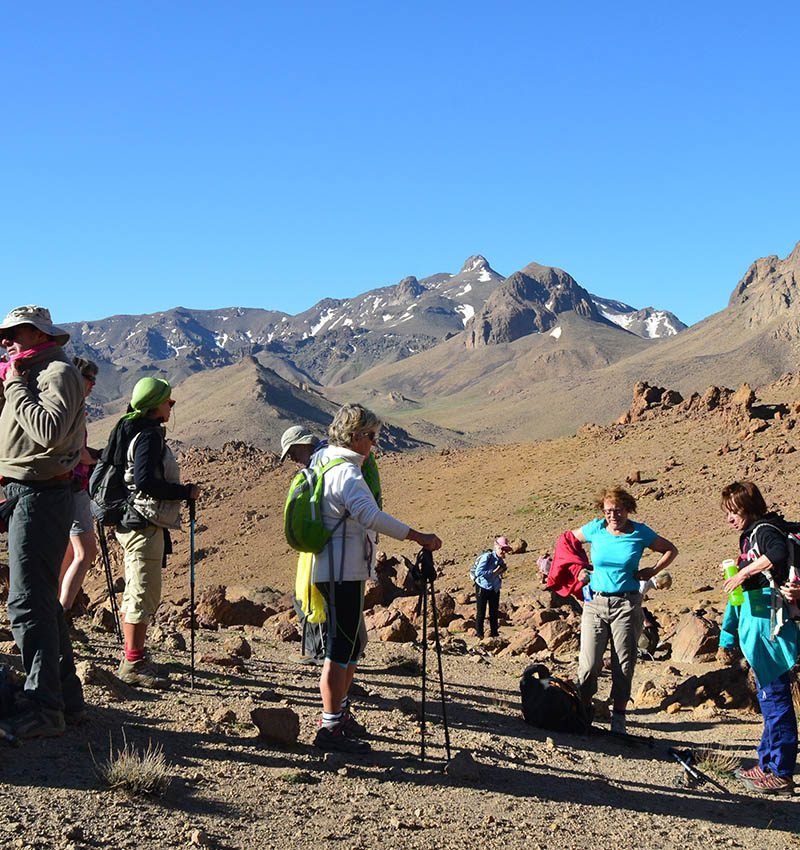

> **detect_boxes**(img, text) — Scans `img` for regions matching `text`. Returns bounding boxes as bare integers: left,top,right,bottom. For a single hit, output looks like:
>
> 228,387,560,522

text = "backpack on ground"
638,606,660,658
520,663,591,734
89,424,142,526
470,551,491,584
284,457,347,554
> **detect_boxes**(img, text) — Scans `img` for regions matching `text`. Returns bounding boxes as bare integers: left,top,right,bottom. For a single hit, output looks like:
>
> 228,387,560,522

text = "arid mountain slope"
88,356,430,452
337,241,800,444
89,372,800,614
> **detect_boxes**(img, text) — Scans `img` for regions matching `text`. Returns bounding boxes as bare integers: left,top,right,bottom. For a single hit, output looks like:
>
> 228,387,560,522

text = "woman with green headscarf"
113,377,199,688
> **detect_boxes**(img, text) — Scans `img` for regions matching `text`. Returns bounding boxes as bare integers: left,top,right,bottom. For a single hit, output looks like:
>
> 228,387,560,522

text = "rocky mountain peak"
728,240,800,324
395,276,425,300
459,255,493,274
464,263,601,348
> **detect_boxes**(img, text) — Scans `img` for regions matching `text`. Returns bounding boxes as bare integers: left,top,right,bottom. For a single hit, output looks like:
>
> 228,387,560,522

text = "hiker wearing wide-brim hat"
0,305,85,739
280,425,320,466
109,377,200,689
0,304,70,347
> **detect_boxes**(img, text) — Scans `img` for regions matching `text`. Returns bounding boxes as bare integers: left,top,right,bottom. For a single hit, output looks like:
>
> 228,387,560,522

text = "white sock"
321,711,342,730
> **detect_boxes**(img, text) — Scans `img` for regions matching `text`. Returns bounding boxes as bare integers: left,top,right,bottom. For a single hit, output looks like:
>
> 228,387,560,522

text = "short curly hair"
72,356,98,379
328,403,381,448
721,480,767,520
593,486,637,514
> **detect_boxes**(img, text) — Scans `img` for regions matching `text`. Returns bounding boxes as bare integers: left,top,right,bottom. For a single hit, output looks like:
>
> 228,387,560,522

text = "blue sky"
2,2,798,326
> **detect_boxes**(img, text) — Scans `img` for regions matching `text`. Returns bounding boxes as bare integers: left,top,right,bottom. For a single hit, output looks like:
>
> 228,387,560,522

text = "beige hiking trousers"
576,592,643,707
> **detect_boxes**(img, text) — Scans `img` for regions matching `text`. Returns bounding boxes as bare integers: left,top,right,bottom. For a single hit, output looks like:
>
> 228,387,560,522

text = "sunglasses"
83,375,97,385
359,430,379,443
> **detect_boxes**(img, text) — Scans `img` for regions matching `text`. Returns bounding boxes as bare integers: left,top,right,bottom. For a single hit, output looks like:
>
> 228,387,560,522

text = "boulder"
501,632,547,657
537,619,575,651
445,750,480,781
670,612,720,662
223,635,252,659
199,653,246,671
195,585,273,629
363,579,386,611
378,613,417,643
250,707,300,745
528,609,561,629
273,621,301,643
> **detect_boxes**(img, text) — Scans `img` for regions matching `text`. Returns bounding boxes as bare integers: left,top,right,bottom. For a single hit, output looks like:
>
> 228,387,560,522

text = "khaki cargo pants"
115,525,164,624
576,591,643,707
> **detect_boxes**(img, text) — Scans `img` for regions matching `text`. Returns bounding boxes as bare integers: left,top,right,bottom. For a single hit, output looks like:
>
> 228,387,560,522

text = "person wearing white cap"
279,425,321,467
0,305,86,738
473,536,512,638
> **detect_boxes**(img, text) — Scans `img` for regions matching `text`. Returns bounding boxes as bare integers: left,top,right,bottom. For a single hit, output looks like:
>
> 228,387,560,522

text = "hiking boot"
65,705,87,726
314,723,371,754
742,772,795,795
735,764,770,782
10,707,66,739
610,713,627,735
340,707,367,738
117,658,170,689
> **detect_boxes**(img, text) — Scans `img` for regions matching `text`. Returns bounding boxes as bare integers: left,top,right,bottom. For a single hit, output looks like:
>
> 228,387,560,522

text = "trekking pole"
189,499,196,689
95,521,123,645
420,564,429,762
413,549,451,763
427,571,452,762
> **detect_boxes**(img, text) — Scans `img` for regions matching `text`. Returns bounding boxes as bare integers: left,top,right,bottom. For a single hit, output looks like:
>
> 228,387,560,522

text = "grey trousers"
5,480,84,713
576,592,643,708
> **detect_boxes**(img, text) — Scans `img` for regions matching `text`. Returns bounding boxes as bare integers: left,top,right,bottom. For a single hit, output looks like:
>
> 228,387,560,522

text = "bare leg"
122,620,148,654
320,660,357,713
59,530,98,610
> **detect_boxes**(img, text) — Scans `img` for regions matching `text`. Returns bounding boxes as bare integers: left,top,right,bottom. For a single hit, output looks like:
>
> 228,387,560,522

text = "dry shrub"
693,744,740,776
92,730,170,796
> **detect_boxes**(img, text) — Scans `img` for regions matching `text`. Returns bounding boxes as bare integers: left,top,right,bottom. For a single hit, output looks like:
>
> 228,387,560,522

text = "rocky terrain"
2,372,800,849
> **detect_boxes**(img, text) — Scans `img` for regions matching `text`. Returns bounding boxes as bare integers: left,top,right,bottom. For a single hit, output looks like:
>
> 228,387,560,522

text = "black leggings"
316,580,365,665
475,585,500,637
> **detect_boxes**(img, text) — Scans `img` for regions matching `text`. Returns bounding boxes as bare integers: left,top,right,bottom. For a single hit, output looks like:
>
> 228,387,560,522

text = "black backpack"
520,663,591,734
89,423,142,526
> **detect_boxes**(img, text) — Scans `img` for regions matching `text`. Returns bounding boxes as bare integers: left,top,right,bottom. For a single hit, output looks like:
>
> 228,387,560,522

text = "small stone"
666,702,682,714
223,635,252,659
211,707,237,725
189,828,210,846
445,749,480,781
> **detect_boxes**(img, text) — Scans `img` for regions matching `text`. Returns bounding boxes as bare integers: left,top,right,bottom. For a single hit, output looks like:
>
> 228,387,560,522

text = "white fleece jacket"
311,446,409,583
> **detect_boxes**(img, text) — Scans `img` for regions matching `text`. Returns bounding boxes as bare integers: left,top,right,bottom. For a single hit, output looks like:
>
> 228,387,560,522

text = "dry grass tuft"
92,729,170,796
693,744,740,776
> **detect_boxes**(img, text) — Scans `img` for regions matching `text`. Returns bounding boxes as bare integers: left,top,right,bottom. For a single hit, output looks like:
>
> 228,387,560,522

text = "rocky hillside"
465,262,610,348
87,356,433,453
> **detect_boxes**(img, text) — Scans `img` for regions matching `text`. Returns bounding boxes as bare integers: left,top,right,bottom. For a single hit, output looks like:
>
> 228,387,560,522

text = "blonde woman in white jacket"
312,404,441,753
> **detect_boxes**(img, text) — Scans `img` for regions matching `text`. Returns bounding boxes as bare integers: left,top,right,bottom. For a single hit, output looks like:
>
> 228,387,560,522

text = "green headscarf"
123,377,172,421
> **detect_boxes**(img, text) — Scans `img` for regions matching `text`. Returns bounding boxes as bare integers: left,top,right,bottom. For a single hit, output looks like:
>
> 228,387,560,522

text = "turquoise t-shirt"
580,518,658,593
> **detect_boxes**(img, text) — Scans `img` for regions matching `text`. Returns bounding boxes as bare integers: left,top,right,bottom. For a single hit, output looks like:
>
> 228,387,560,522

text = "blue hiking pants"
756,671,798,778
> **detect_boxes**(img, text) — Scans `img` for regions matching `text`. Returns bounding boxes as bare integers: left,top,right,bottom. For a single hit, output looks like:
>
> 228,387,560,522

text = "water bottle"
722,559,744,606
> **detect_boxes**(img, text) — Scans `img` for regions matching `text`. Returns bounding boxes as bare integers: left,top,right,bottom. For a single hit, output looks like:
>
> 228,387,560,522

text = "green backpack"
284,458,347,553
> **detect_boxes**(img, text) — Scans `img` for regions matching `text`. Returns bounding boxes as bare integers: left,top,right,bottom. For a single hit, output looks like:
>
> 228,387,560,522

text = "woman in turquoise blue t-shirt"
571,486,677,734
